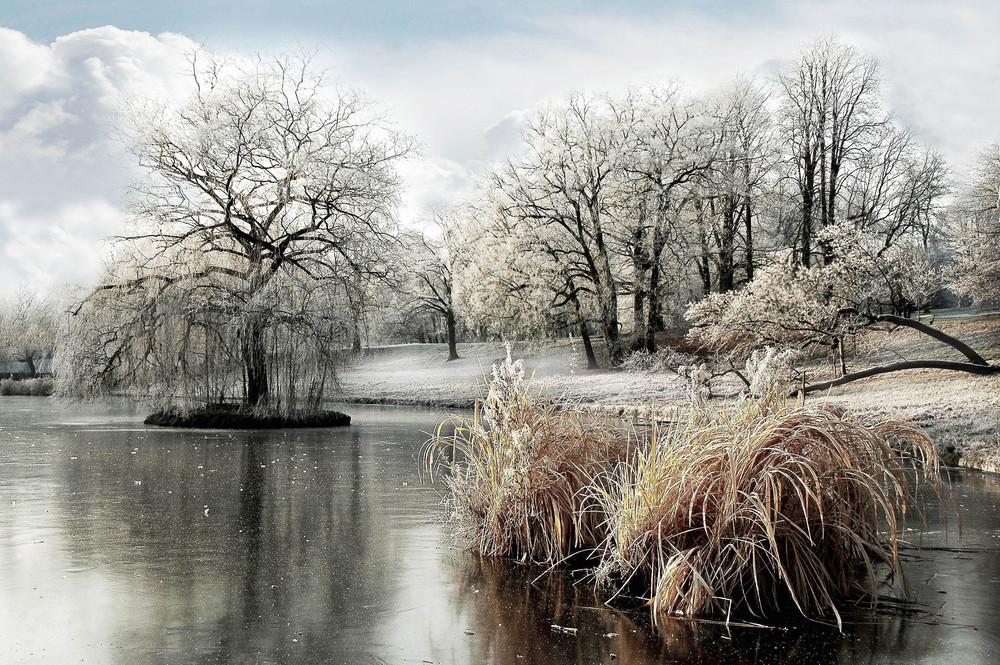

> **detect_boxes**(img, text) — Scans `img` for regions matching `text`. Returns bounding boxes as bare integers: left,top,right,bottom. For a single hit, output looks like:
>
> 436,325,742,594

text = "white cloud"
0,26,198,298
397,157,480,225
0,28,54,111
328,0,1000,187
0,199,122,297
484,110,529,161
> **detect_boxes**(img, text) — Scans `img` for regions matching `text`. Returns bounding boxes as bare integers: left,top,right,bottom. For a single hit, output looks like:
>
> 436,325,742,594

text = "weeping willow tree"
59,53,413,413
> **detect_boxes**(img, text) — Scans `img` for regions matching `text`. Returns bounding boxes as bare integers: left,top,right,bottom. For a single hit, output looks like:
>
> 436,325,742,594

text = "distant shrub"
745,346,801,395
621,347,698,373
0,377,55,396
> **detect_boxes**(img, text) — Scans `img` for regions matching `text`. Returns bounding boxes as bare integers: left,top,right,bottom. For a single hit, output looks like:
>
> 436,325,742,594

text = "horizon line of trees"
399,36,966,370
4,36,998,410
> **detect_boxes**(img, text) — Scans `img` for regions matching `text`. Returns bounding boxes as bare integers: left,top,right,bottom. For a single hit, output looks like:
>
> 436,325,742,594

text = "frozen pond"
1,397,999,664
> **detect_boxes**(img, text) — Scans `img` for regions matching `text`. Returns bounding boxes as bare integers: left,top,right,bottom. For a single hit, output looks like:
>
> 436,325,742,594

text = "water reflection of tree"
53,426,397,663
205,428,388,664
235,433,264,626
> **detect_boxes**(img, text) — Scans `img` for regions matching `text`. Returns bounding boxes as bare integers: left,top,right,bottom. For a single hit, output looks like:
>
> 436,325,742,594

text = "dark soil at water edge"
144,405,351,429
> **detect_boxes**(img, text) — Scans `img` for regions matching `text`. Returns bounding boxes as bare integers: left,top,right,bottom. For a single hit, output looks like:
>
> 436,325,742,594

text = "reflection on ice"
0,399,999,663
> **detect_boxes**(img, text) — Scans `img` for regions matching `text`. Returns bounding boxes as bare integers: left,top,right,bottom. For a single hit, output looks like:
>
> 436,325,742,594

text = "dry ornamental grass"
425,350,941,626
425,351,627,564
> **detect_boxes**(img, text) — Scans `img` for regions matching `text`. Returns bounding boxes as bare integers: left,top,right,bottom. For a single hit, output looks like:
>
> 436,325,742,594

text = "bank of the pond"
335,332,1000,474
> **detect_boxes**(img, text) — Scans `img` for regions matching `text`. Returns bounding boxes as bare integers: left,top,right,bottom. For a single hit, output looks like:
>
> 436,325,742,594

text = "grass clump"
425,349,627,564
592,396,937,625
0,377,55,396
428,353,941,624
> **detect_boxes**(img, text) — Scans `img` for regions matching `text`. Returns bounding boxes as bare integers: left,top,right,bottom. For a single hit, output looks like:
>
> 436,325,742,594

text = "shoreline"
336,391,1000,474
334,339,1000,475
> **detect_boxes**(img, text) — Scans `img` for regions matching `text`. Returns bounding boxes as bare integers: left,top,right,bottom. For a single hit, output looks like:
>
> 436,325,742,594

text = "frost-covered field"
334,340,691,409
335,317,1000,472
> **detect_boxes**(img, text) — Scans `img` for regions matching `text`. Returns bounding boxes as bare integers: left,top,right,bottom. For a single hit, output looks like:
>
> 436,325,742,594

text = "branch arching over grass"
796,360,1000,396
839,308,990,365
789,308,1000,395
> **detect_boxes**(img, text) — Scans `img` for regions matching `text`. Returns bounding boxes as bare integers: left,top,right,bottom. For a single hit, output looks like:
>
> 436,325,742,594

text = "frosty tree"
63,53,414,411
690,77,776,294
402,209,468,361
952,143,1000,306
0,290,57,378
687,223,1000,394
619,85,715,352
488,94,634,364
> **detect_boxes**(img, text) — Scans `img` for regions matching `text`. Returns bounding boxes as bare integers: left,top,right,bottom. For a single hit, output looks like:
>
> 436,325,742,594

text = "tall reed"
424,349,626,564
591,394,937,625
427,355,940,623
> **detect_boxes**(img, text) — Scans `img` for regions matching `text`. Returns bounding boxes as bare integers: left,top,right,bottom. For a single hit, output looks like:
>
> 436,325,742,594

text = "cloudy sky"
1,0,997,297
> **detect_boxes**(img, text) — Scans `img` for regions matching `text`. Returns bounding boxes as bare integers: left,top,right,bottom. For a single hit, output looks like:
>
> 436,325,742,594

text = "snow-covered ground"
334,317,1000,472
334,339,691,409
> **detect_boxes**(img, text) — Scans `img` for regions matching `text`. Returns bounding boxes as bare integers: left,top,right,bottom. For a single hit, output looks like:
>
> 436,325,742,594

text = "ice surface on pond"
1,397,999,664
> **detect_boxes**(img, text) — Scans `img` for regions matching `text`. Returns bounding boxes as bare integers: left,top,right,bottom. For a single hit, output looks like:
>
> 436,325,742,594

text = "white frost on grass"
336,316,1000,471
334,340,690,409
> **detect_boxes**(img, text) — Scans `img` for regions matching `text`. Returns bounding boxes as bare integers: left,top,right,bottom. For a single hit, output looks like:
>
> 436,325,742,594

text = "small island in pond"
144,404,351,429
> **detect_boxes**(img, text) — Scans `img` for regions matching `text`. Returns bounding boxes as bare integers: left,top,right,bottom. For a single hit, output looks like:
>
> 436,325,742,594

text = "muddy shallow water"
1,397,998,664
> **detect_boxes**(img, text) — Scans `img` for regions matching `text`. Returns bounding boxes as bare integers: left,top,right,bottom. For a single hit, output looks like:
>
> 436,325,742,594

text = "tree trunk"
632,279,648,353
24,355,36,379
597,290,622,365
698,257,711,296
642,262,662,353
744,182,754,283
591,237,623,365
800,155,816,268
718,197,737,293
631,225,648,352
796,360,1000,396
243,322,269,409
569,290,600,369
579,319,599,370
840,308,990,365
445,310,459,361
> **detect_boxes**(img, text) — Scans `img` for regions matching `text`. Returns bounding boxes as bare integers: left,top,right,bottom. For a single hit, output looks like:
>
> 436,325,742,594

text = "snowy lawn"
335,317,1000,471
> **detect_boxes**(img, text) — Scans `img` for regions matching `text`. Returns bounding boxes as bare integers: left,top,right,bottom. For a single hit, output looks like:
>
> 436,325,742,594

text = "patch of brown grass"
427,353,941,625
591,395,937,626
424,350,627,564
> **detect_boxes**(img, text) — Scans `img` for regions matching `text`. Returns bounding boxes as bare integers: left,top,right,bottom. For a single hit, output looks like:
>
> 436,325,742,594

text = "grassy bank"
0,377,55,396
340,315,1000,472
426,352,940,624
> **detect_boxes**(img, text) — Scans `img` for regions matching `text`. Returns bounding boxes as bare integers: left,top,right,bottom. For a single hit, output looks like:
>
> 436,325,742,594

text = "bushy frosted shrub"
745,346,801,395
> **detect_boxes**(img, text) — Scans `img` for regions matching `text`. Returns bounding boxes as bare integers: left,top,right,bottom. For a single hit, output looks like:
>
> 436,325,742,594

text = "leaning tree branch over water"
837,308,990,365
